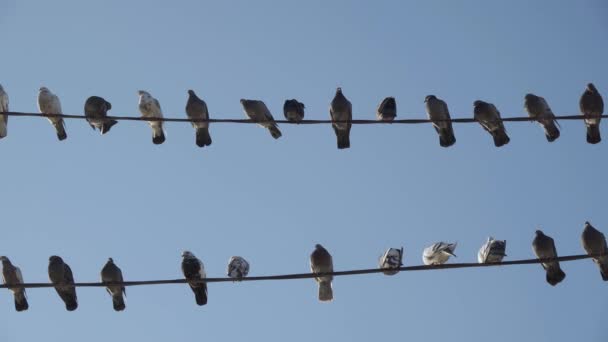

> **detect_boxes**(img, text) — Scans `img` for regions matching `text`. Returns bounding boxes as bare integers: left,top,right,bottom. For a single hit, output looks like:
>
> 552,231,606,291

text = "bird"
227,256,250,279
138,90,165,144
181,251,207,306
532,230,566,286
423,242,457,265
330,87,352,149
580,83,604,144
378,247,403,275
473,100,510,147
283,99,305,122
425,95,456,147
84,96,117,135
0,84,9,139
524,94,560,142
0,256,28,311
38,87,67,141
185,90,212,147
48,255,78,311
376,97,397,121
101,258,126,311
581,221,608,281
240,99,282,139
310,244,333,302
477,237,507,263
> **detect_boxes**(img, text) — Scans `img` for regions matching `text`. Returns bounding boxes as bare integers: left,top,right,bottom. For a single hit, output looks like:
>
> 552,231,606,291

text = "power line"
0,254,596,289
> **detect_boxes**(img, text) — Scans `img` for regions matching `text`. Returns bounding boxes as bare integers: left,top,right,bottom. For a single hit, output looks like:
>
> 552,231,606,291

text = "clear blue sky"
0,1,606,341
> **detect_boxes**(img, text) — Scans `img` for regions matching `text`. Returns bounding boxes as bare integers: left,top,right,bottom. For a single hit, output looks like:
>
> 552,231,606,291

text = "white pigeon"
0,84,8,138
423,242,457,265
378,247,403,275
138,90,165,144
477,237,507,263
38,87,67,140
227,256,250,279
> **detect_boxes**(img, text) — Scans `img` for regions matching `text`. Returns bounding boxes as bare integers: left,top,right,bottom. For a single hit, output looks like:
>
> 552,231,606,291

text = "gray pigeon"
473,100,510,147
38,87,67,141
84,96,117,135
423,242,457,265
227,256,250,279
101,258,126,311
524,94,560,142
283,99,305,122
330,88,352,149
580,83,604,144
376,97,397,121
477,237,507,263
0,84,8,138
181,251,207,306
186,90,212,147
240,99,281,139
48,255,78,311
378,247,403,275
310,244,333,302
581,221,608,281
425,95,456,147
138,90,165,144
0,256,28,311
532,230,566,286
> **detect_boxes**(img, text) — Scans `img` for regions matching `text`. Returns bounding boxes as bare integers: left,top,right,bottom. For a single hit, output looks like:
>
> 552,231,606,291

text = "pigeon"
0,84,8,139
283,99,305,122
423,242,457,265
524,94,560,142
38,87,67,141
310,244,333,302
473,100,510,147
477,237,507,263
186,90,212,147
0,256,28,312
240,99,282,139
181,251,207,306
376,97,397,121
330,88,352,149
138,90,165,144
48,255,78,311
84,96,117,135
378,247,403,275
580,83,604,144
101,258,126,311
227,256,250,279
532,230,566,286
425,95,456,147
581,221,608,281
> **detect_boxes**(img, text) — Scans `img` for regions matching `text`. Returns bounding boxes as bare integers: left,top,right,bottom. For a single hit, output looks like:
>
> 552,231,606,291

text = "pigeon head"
315,244,324,250
137,90,150,98
524,94,537,101
535,230,544,236
240,99,248,105
108,257,114,263
0,256,9,263
187,90,196,96
182,250,195,258
0,84,4,91
473,100,485,107
105,101,112,110
336,87,343,95
39,86,50,93
587,83,597,93
424,95,436,103
49,255,63,263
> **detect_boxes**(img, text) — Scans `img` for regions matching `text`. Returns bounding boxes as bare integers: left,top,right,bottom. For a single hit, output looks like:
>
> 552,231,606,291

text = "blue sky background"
0,0,607,341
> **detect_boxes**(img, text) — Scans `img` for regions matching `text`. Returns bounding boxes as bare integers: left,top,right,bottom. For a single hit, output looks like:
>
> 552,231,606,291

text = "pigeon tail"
318,281,333,302
268,125,282,139
55,122,67,141
544,122,560,142
101,120,118,135
546,268,566,286
64,298,78,311
195,127,212,147
492,130,510,147
152,127,165,145
112,294,126,311
0,116,7,138
439,128,456,147
14,292,28,312
586,124,601,144
336,130,350,149
192,285,208,306
599,262,608,281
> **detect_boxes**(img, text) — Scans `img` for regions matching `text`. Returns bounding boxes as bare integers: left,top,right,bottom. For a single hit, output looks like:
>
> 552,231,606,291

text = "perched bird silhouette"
376,97,397,121
101,258,126,311
138,90,165,144
580,83,604,144
477,237,507,263
425,95,456,147
474,100,509,147
581,221,608,281
0,84,9,139
85,96,117,135
524,94,560,142
48,255,78,311
532,230,566,286
240,99,282,139
181,251,207,305
330,88,352,149
378,247,403,275
185,90,212,147
283,99,305,122
38,87,67,141
227,256,250,279
310,244,333,302
423,242,457,265
0,256,28,311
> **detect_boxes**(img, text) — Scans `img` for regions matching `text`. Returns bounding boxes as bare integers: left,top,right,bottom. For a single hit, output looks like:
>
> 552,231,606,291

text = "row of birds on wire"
0,83,603,149
1,222,606,312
